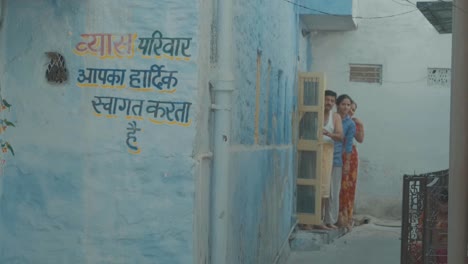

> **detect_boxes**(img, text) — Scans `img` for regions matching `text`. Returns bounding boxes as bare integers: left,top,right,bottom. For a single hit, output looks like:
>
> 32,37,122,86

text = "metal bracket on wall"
197,152,213,161
211,104,231,111
211,87,234,92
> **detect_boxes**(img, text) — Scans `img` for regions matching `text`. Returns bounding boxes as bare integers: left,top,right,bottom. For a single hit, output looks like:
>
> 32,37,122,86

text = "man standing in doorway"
318,90,343,229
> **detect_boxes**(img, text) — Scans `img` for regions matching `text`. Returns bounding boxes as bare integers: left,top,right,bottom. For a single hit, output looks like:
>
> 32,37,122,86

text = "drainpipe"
448,0,468,262
210,0,234,262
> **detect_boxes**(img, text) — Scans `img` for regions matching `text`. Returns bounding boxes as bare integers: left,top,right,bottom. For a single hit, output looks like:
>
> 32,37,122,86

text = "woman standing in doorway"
329,94,355,229
339,100,365,232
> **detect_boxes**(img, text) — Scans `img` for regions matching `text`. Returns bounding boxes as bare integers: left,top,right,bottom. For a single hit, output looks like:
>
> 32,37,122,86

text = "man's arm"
323,113,343,141
324,113,343,142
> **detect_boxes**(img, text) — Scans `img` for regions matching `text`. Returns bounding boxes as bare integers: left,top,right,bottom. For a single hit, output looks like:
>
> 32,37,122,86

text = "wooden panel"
296,72,326,225
297,213,320,225
297,178,319,186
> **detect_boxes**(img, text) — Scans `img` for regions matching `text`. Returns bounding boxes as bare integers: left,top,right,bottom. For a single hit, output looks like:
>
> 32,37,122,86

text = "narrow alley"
288,223,401,264
0,0,466,263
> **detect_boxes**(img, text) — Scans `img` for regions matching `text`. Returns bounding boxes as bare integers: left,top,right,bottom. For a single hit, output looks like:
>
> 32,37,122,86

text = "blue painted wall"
227,0,305,262
0,1,198,263
0,0,315,263
298,0,353,15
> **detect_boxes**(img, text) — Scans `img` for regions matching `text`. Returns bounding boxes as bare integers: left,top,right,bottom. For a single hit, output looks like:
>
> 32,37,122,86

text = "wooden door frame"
296,72,326,225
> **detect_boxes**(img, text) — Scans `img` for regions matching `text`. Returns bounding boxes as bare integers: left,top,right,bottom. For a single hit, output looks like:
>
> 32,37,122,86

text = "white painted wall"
310,0,452,218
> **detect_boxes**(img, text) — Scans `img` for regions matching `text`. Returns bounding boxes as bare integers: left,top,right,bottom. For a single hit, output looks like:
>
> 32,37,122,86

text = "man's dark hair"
325,90,337,98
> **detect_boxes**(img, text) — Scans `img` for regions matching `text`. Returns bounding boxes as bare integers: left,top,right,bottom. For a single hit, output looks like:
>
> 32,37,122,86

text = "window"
349,64,382,84
428,68,451,87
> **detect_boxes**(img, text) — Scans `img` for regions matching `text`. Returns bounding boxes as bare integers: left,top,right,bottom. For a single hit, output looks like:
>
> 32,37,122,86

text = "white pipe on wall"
448,0,468,262
210,0,234,262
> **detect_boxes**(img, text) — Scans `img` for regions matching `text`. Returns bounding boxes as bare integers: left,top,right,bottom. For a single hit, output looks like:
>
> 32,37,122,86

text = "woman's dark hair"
336,94,353,105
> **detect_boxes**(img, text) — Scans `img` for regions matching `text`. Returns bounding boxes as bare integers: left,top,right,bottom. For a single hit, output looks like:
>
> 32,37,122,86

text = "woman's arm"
353,118,365,143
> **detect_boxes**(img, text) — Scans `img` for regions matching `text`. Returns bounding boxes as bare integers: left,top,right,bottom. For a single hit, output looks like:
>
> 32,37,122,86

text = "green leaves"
0,97,15,156
1,141,14,156
2,99,11,108
3,119,15,127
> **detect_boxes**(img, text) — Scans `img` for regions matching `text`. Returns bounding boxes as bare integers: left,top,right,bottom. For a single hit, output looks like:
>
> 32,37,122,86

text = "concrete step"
289,228,346,251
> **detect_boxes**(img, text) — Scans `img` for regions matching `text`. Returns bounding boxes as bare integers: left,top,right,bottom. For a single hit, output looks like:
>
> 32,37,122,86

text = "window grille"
45,52,68,84
349,64,382,84
428,68,451,87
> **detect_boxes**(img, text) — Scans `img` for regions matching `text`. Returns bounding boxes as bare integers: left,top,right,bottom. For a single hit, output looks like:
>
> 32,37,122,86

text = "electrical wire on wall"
278,0,451,86
438,0,468,14
396,0,466,15
281,0,467,18
391,0,415,7
280,0,419,19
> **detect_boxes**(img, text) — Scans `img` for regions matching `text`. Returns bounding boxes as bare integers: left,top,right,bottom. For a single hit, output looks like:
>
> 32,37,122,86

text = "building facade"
0,0,337,263
308,0,452,219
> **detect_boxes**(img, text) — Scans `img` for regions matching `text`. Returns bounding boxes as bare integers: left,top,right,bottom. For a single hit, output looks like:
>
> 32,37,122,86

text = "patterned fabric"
338,144,359,226
338,121,361,226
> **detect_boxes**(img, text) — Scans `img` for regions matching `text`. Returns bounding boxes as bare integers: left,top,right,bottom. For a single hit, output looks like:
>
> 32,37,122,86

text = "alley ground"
287,223,401,264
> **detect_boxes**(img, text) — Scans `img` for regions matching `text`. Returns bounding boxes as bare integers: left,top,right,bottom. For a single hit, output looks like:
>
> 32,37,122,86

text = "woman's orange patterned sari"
339,123,361,227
